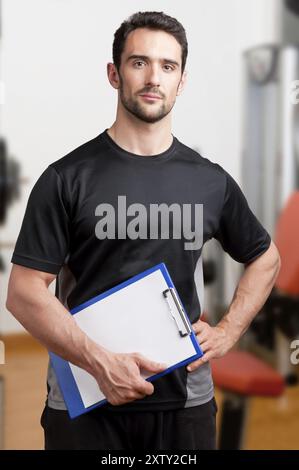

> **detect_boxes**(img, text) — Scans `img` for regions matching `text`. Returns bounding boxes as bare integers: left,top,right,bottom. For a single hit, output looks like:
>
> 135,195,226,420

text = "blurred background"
0,0,299,450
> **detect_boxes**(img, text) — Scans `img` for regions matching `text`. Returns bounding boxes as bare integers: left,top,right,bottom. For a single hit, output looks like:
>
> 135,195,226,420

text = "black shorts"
40,397,218,450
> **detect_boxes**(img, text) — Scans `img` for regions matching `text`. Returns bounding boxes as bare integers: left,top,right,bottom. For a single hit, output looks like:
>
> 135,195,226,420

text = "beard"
119,75,176,124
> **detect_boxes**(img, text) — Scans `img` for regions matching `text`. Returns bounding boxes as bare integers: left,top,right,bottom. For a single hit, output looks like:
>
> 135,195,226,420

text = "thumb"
134,354,167,373
138,378,155,396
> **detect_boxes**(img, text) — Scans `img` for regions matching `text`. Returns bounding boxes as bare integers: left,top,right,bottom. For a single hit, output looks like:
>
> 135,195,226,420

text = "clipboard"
49,262,203,418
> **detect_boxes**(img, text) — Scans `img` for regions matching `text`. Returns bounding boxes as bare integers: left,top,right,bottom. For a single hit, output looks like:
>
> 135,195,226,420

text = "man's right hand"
93,351,167,406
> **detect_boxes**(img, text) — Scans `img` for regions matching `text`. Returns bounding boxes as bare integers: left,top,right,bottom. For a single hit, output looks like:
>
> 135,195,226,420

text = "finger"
199,341,211,353
187,351,214,372
196,334,209,345
192,320,208,335
186,358,204,372
135,354,167,373
128,387,151,401
187,350,213,370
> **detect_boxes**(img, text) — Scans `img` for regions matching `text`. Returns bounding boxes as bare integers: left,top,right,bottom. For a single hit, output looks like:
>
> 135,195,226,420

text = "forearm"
218,241,281,345
6,278,108,375
6,274,167,406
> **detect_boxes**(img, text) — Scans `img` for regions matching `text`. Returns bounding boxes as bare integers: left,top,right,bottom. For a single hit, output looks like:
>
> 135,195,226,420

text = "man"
6,11,280,450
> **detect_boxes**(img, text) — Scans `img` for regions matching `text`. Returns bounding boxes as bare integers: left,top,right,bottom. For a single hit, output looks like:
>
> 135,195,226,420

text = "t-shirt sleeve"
11,164,70,274
213,170,271,264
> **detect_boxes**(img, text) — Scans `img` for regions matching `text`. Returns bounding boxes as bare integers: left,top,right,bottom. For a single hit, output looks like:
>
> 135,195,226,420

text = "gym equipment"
199,308,285,450
242,43,299,237
251,191,299,383
237,3,299,378
211,350,284,449
0,1,22,449
0,138,20,226
0,136,22,275
205,190,299,449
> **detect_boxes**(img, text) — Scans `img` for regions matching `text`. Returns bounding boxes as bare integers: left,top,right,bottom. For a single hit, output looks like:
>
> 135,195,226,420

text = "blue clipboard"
49,262,203,419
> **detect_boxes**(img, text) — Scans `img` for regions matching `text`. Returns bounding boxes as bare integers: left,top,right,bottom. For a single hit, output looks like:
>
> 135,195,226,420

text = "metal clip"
163,288,191,337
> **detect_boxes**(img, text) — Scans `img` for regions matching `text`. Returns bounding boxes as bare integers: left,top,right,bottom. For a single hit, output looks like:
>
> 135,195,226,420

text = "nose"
145,64,161,88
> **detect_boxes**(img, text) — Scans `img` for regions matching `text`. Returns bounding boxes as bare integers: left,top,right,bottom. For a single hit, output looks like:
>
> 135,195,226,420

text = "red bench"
210,351,284,449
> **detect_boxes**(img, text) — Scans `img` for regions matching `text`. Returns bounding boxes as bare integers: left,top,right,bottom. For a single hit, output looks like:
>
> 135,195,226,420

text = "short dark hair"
112,11,188,74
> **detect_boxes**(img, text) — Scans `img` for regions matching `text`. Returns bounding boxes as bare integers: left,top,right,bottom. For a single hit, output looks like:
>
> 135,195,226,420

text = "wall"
0,0,282,332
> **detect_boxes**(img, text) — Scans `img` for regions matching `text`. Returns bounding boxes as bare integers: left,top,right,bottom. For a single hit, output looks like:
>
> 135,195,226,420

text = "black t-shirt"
11,129,271,412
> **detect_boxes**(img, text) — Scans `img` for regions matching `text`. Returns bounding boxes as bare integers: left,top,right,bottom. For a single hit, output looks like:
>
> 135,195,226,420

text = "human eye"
133,60,146,68
163,64,175,72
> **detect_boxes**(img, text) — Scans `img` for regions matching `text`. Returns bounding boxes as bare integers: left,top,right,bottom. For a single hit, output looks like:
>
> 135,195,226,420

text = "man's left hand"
187,319,235,372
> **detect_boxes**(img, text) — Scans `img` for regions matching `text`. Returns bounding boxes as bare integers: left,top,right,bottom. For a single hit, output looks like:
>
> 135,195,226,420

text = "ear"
177,69,187,96
107,62,120,90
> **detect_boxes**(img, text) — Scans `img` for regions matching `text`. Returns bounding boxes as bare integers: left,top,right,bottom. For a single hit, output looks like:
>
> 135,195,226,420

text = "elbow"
6,275,23,315
275,251,281,279
269,241,281,281
276,250,281,274
5,297,11,312
6,266,28,314
6,288,18,314
6,285,30,325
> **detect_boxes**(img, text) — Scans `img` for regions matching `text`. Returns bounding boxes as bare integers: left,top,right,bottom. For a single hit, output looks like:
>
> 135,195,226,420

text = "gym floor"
1,334,299,450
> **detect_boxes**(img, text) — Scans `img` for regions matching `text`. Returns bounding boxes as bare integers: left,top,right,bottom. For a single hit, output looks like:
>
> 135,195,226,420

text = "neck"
107,110,173,156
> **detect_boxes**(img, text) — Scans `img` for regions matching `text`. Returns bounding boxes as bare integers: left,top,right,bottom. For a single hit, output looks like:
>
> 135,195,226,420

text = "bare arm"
6,264,166,404
188,240,281,371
